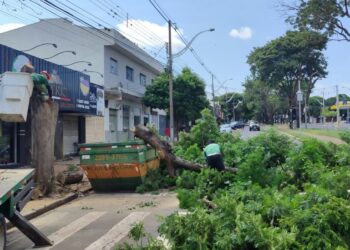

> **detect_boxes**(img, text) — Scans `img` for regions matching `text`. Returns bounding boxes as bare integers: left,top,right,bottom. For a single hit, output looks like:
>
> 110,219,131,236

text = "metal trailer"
0,169,51,249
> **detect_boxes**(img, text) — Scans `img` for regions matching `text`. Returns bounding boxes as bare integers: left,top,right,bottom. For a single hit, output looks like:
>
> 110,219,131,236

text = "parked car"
231,121,245,130
220,124,232,133
249,121,260,131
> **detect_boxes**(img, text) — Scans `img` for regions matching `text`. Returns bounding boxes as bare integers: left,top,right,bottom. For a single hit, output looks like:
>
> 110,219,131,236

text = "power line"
34,0,166,65
148,0,220,88
4,0,185,72
82,0,167,54
148,0,169,22
104,0,167,45
1,0,169,71
64,0,168,62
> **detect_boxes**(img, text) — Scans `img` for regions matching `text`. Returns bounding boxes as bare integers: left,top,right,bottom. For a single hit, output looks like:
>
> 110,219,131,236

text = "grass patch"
277,126,348,144
299,128,345,139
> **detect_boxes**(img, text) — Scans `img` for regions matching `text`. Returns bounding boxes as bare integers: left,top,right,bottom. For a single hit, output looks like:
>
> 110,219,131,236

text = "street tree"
325,94,350,106
308,96,323,118
143,67,209,133
216,92,245,122
247,31,328,109
283,0,350,41
243,79,287,123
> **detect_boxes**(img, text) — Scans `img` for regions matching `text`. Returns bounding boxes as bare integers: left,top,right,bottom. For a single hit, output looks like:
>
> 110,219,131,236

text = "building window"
123,105,130,131
126,66,134,81
110,58,118,75
140,73,146,86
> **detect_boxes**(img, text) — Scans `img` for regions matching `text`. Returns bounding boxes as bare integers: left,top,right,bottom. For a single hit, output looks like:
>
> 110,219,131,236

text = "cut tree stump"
31,97,59,196
134,125,238,176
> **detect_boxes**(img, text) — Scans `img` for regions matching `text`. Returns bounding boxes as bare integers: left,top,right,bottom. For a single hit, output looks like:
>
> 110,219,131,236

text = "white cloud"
0,23,25,33
117,19,185,53
229,26,253,40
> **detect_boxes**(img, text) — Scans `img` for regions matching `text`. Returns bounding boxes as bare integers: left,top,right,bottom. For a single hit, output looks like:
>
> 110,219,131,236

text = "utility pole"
304,91,307,128
297,79,302,129
166,24,214,141
211,73,215,116
336,85,340,128
168,20,174,141
304,103,307,128
232,104,235,122
322,88,325,123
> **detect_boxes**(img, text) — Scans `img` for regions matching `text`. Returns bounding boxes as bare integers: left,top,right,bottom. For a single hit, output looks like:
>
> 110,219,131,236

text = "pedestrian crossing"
7,211,152,250
6,212,69,247
84,212,149,250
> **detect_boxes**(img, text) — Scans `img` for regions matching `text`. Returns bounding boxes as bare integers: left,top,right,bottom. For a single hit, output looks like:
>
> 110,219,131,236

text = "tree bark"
134,125,238,176
31,97,59,196
203,196,218,209
56,171,84,185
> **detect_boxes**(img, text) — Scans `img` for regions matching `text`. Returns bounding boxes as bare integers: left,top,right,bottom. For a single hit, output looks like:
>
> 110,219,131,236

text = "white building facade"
0,18,166,150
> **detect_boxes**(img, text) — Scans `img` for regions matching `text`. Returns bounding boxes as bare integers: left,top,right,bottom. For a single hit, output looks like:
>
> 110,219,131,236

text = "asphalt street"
237,125,262,140
6,192,179,250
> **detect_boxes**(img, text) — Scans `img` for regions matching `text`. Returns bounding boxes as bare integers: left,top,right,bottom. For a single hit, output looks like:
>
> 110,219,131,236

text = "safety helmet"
40,70,51,80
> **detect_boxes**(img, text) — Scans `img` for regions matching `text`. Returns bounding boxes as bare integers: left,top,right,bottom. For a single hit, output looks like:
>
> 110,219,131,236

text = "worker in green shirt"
31,71,52,102
203,140,225,171
21,64,52,102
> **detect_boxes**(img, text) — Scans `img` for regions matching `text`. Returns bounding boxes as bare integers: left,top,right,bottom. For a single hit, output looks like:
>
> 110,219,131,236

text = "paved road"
6,192,179,250
236,126,262,140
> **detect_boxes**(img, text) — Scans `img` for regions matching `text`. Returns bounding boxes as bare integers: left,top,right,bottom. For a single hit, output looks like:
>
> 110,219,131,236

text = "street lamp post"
22,43,57,52
62,61,92,67
167,23,215,141
43,50,76,60
297,79,303,128
82,69,104,78
232,100,242,122
315,98,325,123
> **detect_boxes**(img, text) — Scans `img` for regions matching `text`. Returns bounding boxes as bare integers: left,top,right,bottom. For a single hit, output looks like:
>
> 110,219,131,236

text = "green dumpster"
79,140,159,192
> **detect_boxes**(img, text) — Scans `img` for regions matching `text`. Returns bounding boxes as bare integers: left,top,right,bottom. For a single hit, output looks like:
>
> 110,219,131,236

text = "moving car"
231,121,245,130
249,121,260,131
220,124,232,133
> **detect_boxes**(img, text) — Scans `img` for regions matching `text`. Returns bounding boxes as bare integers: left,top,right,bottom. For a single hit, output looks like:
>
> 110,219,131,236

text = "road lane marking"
84,212,150,250
27,211,105,250
6,212,68,247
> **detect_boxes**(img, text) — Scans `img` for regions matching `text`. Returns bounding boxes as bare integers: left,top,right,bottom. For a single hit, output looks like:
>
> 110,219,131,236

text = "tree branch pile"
134,125,238,176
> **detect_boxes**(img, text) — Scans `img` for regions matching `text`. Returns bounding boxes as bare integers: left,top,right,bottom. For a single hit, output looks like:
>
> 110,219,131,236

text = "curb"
6,187,92,229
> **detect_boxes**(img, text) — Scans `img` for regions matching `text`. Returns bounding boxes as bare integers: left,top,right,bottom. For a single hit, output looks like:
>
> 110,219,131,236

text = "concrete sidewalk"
6,156,91,227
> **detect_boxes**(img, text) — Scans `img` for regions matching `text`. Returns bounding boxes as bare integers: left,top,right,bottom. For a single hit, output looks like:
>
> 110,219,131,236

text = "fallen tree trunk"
56,171,84,185
203,196,218,209
134,125,238,176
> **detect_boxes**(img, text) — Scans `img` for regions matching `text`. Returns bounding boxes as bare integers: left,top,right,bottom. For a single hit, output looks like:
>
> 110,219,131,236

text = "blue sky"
0,0,349,98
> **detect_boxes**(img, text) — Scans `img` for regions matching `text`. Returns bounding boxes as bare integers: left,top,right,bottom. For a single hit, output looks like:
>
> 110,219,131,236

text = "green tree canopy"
285,0,350,41
325,94,350,106
216,92,245,122
247,30,328,108
308,95,323,117
143,67,209,130
243,79,287,123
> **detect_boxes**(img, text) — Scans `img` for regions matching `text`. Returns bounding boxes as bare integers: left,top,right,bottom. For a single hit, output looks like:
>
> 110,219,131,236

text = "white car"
220,124,232,133
249,121,260,131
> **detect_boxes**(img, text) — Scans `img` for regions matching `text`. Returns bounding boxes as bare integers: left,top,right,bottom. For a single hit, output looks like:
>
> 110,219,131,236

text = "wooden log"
134,125,238,176
56,171,84,185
